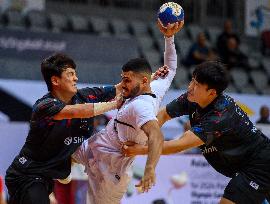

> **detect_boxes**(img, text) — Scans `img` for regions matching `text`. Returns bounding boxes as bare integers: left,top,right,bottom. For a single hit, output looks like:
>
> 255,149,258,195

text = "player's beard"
124,84,140,99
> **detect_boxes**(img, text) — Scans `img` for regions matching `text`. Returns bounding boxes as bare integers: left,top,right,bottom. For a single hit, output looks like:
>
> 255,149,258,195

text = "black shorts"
223,173,270,204
5,166,54,204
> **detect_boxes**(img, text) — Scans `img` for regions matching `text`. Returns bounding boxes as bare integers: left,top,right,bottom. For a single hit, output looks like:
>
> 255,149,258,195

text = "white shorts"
86,159,131,204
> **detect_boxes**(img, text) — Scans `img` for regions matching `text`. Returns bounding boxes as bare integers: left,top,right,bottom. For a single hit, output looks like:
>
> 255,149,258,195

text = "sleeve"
132,100,157,129
190,109,233,145
79,86,116,102
72,139,91,165
151,36,177,105
32,98,65,121
166,93,189,118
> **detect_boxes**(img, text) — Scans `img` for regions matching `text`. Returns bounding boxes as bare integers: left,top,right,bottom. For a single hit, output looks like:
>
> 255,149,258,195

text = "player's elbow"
149,129,164,145
53,112,66,120
157,114,166,127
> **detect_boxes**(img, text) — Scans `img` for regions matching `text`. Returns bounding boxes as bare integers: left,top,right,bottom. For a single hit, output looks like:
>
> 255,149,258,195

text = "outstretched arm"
53,94,123,120
158,19,184,38
151,21,184,103
123,130,204,156
135,120,164,193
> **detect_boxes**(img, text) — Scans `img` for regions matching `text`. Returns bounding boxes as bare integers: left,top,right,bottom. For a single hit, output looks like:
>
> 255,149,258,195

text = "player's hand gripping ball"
158,2,184,27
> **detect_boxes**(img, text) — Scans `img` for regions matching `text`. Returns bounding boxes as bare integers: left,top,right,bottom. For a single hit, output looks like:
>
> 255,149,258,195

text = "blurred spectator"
256,105,270,124
261,30,270,56
221,37,249,70
183,32,217,67
216,19,240,57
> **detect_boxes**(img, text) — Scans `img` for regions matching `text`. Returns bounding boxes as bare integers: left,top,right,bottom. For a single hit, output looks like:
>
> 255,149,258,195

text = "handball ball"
158,2,184,27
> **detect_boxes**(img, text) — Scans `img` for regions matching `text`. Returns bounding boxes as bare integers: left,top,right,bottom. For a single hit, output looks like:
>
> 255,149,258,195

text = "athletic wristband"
93,101,117,116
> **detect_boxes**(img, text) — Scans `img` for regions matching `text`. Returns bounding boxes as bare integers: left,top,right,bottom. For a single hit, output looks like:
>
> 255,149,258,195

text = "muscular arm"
124,130,204,156
141,120,164,170
136,120,164,192
53,101,117,120
150,36,177,101
150,21,184,102
162,130,204,154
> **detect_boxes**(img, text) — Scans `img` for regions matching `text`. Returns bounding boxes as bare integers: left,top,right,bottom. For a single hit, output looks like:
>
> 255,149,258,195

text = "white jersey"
72,36,177,203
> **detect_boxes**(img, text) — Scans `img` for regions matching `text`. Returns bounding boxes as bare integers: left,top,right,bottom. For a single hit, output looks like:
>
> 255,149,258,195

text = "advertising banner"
0,29,138,64
122,155,229,204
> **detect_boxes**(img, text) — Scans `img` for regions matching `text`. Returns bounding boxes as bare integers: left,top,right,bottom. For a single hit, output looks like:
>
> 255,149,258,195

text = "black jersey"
166,93,270,189
7,86,116,179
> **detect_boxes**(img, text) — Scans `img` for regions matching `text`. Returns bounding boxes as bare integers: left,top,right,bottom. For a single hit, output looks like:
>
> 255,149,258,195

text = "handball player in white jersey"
73,20,184,204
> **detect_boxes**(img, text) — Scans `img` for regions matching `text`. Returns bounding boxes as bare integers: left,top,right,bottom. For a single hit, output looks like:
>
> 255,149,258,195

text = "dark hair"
122,58,152,75
192,61,229,95
41,53,76,91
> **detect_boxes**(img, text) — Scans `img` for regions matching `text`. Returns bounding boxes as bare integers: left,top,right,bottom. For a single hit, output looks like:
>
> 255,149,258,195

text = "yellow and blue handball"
158,2,184,27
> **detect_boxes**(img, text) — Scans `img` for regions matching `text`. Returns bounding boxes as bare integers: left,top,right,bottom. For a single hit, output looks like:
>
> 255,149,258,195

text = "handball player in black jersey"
5,53,123,204
123,61,270,204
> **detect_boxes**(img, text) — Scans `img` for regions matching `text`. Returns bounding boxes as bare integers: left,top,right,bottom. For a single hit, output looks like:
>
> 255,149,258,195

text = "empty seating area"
0,9,270,95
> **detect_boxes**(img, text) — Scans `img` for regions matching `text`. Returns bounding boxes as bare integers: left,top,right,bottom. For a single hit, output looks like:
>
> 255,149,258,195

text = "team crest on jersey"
19,157,27,165
193,127,203,133
250,181,259,190
64,136,85,145
64,137,73,145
